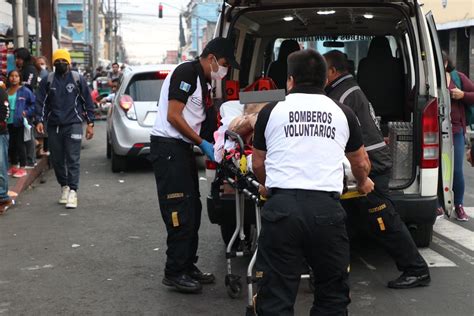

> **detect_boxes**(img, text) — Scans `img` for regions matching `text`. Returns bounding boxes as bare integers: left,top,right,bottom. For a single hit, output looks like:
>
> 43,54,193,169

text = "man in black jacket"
324,50,430,289
0,87,12,214
35,49,95,209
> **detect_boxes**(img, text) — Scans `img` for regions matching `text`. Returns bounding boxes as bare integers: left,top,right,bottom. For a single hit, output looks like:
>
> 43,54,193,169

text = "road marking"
21,264,54,271
418,248,457,267
432,236,474,265
433,217,474,251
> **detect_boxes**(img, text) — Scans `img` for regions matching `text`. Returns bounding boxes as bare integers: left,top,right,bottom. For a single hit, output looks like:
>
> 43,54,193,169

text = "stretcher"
218,131,316,314
214,97,364,312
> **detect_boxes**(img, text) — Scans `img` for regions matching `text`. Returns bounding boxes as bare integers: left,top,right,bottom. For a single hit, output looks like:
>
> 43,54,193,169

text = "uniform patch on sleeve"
179,81,191,93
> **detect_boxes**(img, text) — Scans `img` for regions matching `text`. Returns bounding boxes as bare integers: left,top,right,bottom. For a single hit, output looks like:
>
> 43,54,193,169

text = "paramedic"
324,50,430,289
150,37,240,294
252,49,373,315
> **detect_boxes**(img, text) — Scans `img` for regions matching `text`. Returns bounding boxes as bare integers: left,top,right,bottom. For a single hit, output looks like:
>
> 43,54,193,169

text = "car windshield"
125,72,166,102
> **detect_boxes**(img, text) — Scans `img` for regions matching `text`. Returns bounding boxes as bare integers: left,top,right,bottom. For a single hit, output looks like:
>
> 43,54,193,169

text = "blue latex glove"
199,140,215,162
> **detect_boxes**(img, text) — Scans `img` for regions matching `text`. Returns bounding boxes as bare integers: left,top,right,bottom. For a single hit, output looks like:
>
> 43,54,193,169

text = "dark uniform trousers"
256,189,350,316
150,136,202,277
343,173,428,274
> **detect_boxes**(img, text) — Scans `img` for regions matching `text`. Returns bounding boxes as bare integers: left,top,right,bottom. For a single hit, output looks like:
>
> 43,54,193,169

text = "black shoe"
387,272,431,289
162,274,202,293
188,266,216,284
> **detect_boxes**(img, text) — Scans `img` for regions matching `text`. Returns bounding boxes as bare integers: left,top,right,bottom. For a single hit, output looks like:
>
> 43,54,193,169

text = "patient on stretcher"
214,101,267,163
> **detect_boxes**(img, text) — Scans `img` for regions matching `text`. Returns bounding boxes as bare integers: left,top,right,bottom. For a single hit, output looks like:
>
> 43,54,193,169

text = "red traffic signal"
158,3,163,18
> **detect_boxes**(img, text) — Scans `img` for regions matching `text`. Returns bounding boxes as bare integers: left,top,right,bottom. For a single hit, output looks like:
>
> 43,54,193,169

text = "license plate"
143,111,157,126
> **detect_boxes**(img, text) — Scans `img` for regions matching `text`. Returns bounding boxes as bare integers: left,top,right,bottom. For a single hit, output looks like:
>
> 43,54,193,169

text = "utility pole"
92,0,99,70
12,0,26,48
114,0,118,62
39,0,53,65
34,0,40,56
107,0,112,61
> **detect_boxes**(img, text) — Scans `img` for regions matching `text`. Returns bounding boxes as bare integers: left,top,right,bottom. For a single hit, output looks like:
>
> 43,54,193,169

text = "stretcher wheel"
225,274,242,299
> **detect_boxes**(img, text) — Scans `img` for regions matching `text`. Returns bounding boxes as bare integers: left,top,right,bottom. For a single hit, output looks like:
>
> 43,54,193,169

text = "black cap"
202,37,240,70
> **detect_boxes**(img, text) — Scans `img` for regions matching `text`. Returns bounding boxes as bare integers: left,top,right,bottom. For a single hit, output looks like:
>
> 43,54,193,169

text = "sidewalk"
7,157,49,205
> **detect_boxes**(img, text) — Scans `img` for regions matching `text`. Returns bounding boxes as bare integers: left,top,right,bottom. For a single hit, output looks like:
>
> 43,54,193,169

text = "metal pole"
35,0,40,56
13,0,25,48
196,17,199,55
114,0,117,62
92,0,99,70
23,0,29,48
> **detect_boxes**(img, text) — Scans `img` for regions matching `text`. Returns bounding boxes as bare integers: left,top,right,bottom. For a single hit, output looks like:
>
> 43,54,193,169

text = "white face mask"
40,65,47,70
210,56,228,80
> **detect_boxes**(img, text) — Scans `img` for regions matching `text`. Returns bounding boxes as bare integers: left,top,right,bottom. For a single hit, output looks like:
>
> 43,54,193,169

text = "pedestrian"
15,48,39,166
150,37,239,293
34,56,50,157
36,56,50,80
14,48,38,92
0,86,13,214
324,50,431,289
252,49,374,315
439,51,474,221
6,70,35,178
35,49,95,209
108,62,121,85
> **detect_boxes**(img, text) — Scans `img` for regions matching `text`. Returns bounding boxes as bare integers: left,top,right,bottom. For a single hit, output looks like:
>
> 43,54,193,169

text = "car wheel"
409,223,433,248
111,148,127,173
106,135,111,159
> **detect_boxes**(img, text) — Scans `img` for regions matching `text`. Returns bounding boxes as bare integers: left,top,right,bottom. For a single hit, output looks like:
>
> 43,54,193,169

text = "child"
6,70,35,178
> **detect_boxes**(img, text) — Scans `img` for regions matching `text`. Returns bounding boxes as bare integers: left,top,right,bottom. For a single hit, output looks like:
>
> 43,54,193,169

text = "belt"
151,136,194,150
269,188,340,199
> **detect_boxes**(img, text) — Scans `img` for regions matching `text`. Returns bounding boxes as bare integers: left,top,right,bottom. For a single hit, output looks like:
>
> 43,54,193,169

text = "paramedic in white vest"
252,49,374,315
35,49,95,209
150,38,240,294
324,50,430,289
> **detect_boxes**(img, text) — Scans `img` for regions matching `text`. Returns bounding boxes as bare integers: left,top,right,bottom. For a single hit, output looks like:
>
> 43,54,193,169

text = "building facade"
423,0,474,79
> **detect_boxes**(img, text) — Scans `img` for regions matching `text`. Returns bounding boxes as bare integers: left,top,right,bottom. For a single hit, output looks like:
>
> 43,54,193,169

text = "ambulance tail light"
119,95,137,120
421,99,439,169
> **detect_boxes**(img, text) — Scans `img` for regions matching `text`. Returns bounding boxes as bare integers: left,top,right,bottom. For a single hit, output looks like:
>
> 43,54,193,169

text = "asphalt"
0,121,473,315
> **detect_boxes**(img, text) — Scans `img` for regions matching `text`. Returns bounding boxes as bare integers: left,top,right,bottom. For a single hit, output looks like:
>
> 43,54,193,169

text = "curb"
10,157,49,201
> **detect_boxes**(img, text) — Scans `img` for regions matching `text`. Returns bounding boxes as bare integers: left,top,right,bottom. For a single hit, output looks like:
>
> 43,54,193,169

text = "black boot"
162,273,203,293
387,271,431,289
188,265,216,284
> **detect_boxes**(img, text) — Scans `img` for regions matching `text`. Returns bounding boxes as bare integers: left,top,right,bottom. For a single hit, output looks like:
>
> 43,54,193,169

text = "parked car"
106,64,175,172
206,0,454,247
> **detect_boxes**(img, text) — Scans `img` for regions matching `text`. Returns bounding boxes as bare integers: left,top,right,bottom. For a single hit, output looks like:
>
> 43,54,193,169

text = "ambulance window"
239,34,256,88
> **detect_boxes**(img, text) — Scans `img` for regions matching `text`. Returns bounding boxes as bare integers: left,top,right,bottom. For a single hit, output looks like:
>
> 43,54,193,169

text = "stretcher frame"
220,131,313,314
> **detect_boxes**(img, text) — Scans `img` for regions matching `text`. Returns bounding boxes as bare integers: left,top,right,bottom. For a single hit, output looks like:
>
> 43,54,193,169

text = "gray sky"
116,0,190,65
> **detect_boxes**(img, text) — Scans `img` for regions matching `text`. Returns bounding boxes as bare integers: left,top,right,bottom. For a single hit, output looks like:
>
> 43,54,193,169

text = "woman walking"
6,70,35,178
441,52,474,221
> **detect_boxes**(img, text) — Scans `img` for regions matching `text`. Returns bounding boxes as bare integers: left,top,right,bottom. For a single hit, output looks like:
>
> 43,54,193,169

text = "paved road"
0,122,473,315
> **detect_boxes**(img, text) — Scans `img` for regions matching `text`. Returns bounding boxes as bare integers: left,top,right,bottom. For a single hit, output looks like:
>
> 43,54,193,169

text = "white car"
106,65,175,172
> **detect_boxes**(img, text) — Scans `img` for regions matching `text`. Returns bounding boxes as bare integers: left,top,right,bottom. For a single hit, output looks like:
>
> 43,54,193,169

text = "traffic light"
158,3,163,18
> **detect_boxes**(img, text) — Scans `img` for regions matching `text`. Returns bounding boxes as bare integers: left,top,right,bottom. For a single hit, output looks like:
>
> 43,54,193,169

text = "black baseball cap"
202,37,240,70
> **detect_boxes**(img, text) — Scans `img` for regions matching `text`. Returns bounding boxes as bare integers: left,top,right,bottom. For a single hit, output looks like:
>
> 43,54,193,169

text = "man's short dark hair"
287,49,327,89
323,50,349,73
112,62,119,67
111,78,120,84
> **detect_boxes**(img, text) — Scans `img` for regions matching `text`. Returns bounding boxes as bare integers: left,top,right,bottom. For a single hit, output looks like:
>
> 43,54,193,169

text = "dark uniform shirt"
326,74,392,175
151,60,212,143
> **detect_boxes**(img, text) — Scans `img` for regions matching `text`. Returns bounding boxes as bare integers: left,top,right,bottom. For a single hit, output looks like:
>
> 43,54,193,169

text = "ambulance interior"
225,6,423,190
